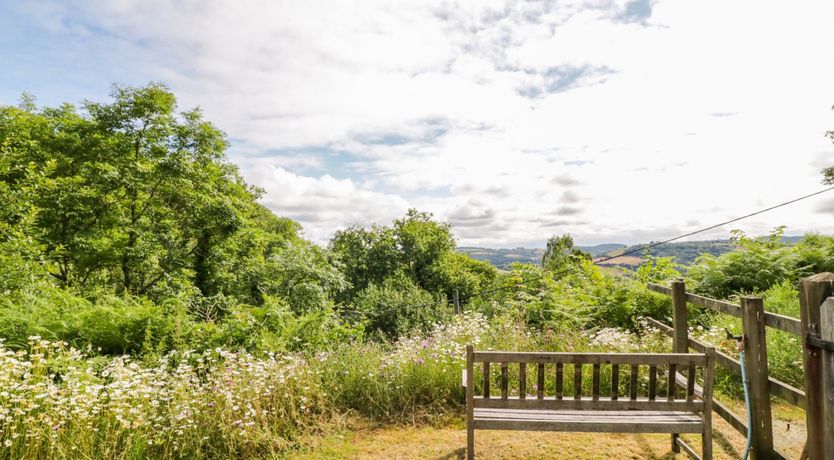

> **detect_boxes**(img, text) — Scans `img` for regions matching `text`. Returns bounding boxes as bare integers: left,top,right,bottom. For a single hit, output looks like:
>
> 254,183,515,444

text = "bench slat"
472,420,704,433
668,364,677,401
475,408,696,417
556,363,563,400
649,365,657,401
630,365,638,400
537,364,544,400
474,396,704,412
574,363,582,400
519,363,527,399
475,410,702,423
687,365,696,403
501,362,508,399
611,364,619,401
474,352,706,366
483,362,490,399
592,364,600,401
473,408,704,434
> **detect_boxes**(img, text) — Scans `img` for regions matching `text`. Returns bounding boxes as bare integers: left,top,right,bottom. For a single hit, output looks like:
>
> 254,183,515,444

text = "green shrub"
352,271,449,340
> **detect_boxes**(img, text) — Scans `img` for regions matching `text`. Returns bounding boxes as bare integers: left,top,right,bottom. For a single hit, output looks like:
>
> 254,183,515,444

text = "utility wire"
610,185,834,259
476,185,834,295
337,186,834,318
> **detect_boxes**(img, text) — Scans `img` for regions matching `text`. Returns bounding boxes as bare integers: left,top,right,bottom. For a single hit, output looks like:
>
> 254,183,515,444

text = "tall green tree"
0,84,295,302
329,209,457,300
541,233,589,273
393,209,456,286
329,224,400,301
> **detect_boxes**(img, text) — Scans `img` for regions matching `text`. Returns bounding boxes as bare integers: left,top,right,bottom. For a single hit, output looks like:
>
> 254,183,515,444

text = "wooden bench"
464,346,716,460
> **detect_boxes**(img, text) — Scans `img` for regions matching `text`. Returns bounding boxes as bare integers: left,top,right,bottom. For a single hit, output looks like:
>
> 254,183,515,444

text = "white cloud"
8,0,834,246
239,163,410,243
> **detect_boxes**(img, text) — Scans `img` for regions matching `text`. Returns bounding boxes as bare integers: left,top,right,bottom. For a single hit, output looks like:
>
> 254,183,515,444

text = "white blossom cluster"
384,312,490,368
0,337,324,457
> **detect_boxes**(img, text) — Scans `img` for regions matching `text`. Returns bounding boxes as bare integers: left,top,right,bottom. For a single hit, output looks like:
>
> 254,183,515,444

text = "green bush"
688,229,792,298
352,271,450,340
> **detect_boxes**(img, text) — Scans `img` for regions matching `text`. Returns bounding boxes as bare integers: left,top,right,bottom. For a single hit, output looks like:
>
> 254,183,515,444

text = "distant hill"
576,243,627,257
612,235,803,266
457,247,543,270
460,236,804,270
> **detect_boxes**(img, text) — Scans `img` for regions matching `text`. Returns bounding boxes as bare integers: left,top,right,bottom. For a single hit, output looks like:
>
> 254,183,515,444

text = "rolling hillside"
459,236,804,270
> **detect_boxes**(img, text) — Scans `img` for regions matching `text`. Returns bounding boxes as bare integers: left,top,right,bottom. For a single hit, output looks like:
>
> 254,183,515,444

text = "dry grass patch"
290,415,754,459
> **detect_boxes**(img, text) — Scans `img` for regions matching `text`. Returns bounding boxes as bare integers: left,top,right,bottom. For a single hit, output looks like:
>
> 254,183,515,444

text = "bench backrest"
465,346,715,413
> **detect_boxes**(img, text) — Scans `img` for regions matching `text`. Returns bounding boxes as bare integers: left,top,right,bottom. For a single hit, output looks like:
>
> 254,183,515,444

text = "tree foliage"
0,84,358,354
687,227,834,298
329,209,496,337
541,234,590,273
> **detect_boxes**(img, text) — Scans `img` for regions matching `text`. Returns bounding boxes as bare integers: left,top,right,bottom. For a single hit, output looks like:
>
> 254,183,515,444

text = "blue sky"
2,0,834,247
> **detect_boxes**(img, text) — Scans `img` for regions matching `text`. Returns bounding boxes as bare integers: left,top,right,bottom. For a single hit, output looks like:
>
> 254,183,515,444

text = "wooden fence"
647,273,834,460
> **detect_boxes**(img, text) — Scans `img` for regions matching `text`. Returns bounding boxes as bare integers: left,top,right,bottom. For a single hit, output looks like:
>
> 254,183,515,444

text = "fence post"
799,273,834,460
820,297,834,459
671,279,689,353
454,289,460,315
670,279,688,452
740,296,774,459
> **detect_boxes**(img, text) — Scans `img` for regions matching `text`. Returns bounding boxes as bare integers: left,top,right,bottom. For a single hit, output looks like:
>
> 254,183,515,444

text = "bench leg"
671,433,680,453
702,428,712,460
467,425,474,460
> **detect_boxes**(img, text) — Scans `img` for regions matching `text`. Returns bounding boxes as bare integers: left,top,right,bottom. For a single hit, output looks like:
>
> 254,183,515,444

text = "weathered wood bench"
464,346,716,459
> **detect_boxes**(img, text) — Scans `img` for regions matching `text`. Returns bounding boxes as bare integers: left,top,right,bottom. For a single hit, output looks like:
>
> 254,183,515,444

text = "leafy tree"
393,209,456,286
0,84,332,313
207,204,301,304
267,243,348,314
0,84,242,295
329,209,458,300
329,224,400,301
541,234,590,273
425,252,496,302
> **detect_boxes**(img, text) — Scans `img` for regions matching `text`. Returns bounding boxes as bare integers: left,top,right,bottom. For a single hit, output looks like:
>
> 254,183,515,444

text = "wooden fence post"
454,289,461,315
670,279,688,452
740,296,774,459
799,273,834,460
671,279,689,354
820,297,834,459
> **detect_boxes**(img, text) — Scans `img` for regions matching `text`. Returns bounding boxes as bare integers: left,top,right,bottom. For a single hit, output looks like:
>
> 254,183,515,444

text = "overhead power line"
610,185,834,261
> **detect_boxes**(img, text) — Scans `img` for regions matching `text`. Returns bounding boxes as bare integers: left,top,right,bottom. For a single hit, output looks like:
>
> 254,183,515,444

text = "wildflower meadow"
0,312,676,459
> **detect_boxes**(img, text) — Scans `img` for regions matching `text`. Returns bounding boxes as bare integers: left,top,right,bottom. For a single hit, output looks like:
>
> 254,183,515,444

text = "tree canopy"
541,234,590,273
0,84,316,307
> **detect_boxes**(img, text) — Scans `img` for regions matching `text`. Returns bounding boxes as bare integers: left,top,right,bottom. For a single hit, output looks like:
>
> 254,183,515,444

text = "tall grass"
0,312,719,459
0,338,327,459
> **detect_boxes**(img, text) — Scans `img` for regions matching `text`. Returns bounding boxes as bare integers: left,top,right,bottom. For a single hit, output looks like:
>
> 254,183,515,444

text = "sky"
2,0,833,248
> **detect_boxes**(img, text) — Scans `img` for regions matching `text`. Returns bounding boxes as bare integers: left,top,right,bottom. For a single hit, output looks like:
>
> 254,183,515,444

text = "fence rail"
645,277,834,459
643,317,806,409
646,284,803,335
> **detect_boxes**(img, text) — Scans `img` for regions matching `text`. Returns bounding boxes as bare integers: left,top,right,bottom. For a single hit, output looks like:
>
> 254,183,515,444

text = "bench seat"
473,408,705,433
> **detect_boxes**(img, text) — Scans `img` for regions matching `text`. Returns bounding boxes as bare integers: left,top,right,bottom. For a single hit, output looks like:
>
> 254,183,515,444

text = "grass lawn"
290,400,805,459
